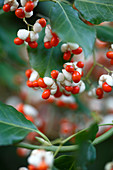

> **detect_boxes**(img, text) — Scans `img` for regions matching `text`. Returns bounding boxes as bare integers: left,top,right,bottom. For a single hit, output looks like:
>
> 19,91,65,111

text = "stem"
23,18,33,27
62,128,87,144
99,123,113,126
96,63,112,73
35,130,51,145
54,143,63,157
51,138,62,145
15,142,79,152
84,50,96,81
15,127,113,153
92,127,113,145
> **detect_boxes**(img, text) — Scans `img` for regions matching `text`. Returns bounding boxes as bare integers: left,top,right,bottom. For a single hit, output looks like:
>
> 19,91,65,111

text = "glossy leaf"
50,2,96,57
28,28,65,77
95,25,113,42
54,155,75,170
0,102,38,146
36,1,54,18
75,0,113,24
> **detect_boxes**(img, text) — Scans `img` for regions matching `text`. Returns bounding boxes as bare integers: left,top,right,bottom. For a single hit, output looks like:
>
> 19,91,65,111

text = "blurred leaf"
0,62,18,90
0,12,26,66
49,2,96,57
0,0,4,7
95,25,113,42
74,95,91,116
76,141,96,168
28,28,65,77
0,102,38,146
75,123,98,144
52,166,59,170
75,123,97,168
74,0,113,24
0,26,26,66
54,155,75,170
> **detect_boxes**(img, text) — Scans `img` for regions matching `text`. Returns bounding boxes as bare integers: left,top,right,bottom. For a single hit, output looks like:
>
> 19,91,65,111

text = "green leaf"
50,2,96,57
74,0,113,24
36,1,55,18
54,155,75,170
95,25,113,42
28,28,65,77
75,123,98,144
0,102,38,146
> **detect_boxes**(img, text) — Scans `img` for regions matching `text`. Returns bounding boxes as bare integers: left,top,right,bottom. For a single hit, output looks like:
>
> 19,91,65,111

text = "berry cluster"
25,60,85,100
44,25,59,49
48,95,78,110
3,0,19,12
61,43,83,60
14,18,46,48
3,0,38,18
88,73,113,99
19,149,54,170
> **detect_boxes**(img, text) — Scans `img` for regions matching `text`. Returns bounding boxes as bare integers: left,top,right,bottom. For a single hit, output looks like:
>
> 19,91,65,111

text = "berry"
25,1,34,12
25,36,31,43
106,51,113,59
69,103,78,110
16,103,24,114
26,80,33,87
28,41,38,48
42,89,50,99
81,71,84,77
50,36,59,47
102,82,112,93
72,47,82,55
44,41,52,49
77,61,84,68
15,9,25,19
63,91,71,96
14,37,24,45
38,160,48,170
96,88,103,97
28,164,36,170
65,65,74,73
37,78,47,88
65,86,73,92
71,86,79,94
25,115,34,122
110,59,113,65
56,100,66,107
25,69,32,78
51,70,59,79
32,80,39,87
38,18,46,27
54,86,62,98
72,71,81,83
63,51,71,60
3,4,10,12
